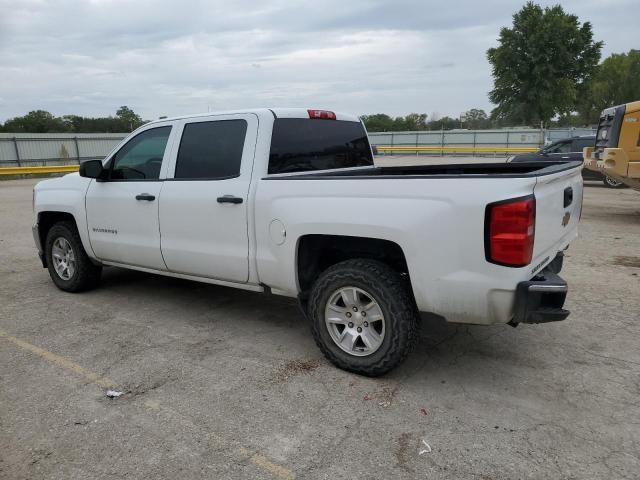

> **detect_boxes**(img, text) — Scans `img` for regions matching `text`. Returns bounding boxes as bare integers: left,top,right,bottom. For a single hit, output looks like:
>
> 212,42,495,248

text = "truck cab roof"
146,108,361,125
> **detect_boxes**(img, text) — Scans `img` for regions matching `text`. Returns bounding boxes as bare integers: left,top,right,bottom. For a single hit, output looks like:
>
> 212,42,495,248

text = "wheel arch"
38,211,78,257
296,234,410,302
37,211,99,267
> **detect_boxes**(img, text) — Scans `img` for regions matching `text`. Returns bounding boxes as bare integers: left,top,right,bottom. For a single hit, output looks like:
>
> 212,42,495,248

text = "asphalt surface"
1,177,639,480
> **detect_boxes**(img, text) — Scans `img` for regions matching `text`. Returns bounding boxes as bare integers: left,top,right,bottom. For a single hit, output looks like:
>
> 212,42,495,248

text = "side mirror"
79,160,106,180
371,145,379,155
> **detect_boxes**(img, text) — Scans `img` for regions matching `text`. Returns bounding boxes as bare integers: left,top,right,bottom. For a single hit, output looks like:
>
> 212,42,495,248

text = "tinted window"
546,141,571,154
572,138,594,152
175,120,247,179
268,119,373,174
111,126,171,180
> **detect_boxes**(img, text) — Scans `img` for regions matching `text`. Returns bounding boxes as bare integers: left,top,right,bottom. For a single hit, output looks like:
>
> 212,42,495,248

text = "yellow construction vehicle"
584,100,640,191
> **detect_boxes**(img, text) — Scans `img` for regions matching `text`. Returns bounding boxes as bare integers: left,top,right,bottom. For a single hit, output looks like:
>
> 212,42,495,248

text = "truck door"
158,114,257,282
85,124,175,270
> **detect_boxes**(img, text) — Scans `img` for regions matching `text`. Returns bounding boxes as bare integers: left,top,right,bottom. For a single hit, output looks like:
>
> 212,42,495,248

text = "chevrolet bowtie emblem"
562,212,571,227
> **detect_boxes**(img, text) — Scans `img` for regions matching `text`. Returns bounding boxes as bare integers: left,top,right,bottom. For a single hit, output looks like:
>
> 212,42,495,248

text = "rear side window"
268,119,373,174
175,120,247,179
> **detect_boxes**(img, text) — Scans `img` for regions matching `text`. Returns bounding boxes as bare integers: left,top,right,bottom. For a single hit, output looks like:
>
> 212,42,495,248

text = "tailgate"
532,164,583,269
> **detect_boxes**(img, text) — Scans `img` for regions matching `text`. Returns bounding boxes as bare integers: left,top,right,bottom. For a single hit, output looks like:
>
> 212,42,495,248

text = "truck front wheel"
308,259,418,376
45,221,102,292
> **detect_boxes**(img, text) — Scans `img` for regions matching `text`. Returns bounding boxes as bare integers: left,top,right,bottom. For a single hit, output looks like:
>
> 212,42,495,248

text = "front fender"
34,174,95,258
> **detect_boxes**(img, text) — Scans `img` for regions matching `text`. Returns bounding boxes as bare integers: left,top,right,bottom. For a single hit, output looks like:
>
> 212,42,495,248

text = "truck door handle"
135,193,156,201
217,195,243,204
564,187,573,208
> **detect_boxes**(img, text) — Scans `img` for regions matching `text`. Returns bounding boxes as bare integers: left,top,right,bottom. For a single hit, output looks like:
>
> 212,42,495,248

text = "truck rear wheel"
308,259,418,376
45,221,102,292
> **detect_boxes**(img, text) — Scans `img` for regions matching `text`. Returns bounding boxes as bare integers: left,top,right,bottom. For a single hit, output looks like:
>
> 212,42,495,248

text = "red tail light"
307,109,336,120
485,196,535,267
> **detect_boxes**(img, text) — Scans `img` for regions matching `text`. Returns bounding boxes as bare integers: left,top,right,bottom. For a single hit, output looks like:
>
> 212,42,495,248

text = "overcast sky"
0,0,636,122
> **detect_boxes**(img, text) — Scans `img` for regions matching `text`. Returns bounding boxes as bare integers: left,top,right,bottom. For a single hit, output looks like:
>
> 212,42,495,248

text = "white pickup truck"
33,108,583,375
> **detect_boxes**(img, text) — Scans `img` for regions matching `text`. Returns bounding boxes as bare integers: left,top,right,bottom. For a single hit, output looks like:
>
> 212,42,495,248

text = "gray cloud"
0,0,635,122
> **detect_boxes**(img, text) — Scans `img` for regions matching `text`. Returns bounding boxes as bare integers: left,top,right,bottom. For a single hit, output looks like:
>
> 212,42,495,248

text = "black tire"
308,259,418,376
603,176,626,189
45,221,102,292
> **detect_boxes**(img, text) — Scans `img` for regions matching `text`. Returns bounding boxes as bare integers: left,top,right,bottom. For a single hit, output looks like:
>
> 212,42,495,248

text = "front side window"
110,126,172,180
174,120,247,179
268,119,373,174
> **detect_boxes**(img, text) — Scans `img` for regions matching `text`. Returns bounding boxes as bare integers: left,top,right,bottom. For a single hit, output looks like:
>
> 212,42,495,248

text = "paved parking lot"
1,177,639,479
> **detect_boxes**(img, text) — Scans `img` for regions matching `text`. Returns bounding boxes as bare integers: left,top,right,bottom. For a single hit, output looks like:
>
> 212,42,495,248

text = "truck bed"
255,158,583,325
264,160,582,179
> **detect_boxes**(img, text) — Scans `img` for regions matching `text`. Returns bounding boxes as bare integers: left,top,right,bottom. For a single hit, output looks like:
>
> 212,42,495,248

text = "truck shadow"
98,267,538,382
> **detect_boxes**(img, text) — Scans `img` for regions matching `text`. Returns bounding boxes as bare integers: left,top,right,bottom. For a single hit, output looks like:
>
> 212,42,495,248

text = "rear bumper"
513,268,569,324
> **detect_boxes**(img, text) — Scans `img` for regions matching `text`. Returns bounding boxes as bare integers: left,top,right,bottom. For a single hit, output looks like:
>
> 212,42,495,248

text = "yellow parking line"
0,327,115,388
238,448,296,480
144,401,295,480
0,327,296,480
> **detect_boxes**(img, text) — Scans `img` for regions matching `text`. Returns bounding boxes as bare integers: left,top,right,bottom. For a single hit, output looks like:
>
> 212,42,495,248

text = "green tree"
428,116,459,130
1,107,147,133
116,105,144,131
487,2,602,126
403,113,428,131
2,110,68,133
462,109,490,129
578,49,640,124
360,114,395,132
361,113,429,132
553,113,585,127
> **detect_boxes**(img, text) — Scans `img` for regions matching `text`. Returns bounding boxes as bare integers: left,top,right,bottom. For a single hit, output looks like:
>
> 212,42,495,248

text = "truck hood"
35,172,85,191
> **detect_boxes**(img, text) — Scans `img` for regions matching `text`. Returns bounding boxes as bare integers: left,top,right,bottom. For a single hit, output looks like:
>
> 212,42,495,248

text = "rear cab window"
572,138,594,152
268,118,373,174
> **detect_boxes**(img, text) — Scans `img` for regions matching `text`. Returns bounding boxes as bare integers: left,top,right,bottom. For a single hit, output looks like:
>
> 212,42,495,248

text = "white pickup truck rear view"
32,108,583,375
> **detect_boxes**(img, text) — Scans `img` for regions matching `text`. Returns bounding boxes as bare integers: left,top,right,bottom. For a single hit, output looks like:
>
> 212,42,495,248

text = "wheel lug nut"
346,312,352,318
348,322,354,328
352,306,358,312
361,311,366,317
357,327,362,333
364,321,368,327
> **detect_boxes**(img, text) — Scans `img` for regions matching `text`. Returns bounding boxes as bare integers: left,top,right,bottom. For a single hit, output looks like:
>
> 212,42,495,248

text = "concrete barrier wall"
368,127,595,157
0,133,127,166
1,127,596,166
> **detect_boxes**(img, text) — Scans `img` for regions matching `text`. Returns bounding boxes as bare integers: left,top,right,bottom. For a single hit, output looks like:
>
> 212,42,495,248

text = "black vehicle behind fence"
509,135,625,188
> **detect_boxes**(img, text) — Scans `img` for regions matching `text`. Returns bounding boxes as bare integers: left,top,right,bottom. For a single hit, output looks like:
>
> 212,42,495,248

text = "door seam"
157,180,169,270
